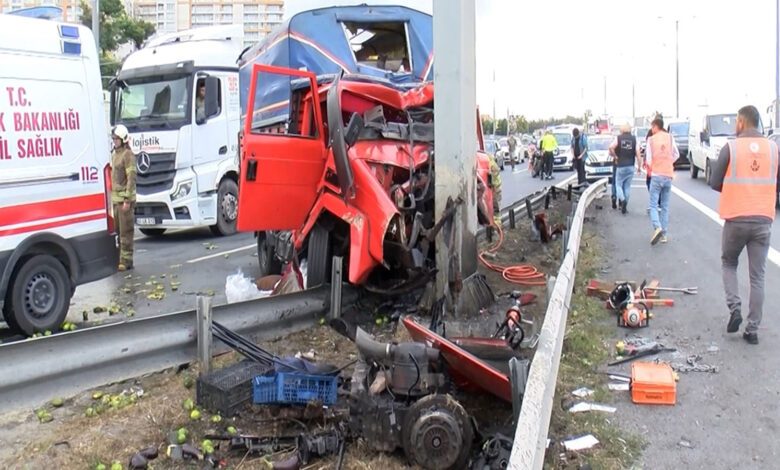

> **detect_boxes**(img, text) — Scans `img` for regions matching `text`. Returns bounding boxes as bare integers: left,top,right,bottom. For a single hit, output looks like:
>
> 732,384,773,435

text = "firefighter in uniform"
710,105,780,345
111,125,137,271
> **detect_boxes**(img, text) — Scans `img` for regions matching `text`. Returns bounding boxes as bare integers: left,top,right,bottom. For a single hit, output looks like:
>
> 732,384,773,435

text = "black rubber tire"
705,160,712,185
7,254,71,336
210,178,238,236
690,160,699,179
257,231,282,276
306,223,330,289
139,228,166,237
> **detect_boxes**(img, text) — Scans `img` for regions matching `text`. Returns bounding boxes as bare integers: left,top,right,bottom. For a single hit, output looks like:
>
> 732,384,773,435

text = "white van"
0,16,118,335
110,26,243,237
688,113,763,182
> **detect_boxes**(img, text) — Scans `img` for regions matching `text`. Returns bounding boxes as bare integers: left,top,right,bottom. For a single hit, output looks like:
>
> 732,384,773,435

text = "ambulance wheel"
257,232,282,276
306,224,331,289
211,179,238,236
7,255,71,336
140,228,166,237
690,161,699,179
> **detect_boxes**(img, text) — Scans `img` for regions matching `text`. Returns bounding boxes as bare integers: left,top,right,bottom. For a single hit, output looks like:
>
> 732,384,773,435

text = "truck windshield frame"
115,74,193,132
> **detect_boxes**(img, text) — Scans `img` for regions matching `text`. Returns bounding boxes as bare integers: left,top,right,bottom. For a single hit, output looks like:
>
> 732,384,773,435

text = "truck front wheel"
211,179,238,236
306,224,331,289
7,254,71,336
257,232,282,276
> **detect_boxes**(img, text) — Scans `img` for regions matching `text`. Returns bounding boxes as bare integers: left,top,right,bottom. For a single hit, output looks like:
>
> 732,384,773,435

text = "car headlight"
171,180,193,201
554,149,559,156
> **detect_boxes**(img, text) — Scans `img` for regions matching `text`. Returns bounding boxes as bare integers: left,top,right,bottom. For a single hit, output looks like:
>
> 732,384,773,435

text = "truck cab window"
117,76,190,129
342,21,412,74
249,73,317,138
196,78,222,123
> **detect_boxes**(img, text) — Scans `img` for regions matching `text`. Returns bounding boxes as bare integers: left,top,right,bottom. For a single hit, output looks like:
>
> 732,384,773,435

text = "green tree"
481,117,494,135
80,0,155,56
496,118,508,135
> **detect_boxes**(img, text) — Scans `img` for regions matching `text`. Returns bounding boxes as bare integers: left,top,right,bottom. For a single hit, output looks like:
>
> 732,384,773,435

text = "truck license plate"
136,217,156,225
596,167,611,174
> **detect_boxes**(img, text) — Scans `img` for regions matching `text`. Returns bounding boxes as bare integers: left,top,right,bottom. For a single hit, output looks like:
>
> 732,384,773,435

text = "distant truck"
109,26,244,237
0,16,118,335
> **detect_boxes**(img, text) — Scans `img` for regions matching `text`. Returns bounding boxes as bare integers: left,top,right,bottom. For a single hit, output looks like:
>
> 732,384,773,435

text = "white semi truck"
110,25,243,236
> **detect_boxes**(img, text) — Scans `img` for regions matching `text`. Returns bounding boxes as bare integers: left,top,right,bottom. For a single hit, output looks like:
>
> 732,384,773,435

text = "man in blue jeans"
646,117,679,244
609,124,642,214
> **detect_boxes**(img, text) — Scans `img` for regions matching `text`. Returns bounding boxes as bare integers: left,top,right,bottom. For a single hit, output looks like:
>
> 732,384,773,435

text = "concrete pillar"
433,0,477,298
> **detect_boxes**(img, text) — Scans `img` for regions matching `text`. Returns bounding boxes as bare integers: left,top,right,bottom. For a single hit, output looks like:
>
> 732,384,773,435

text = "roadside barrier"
508,178,608,469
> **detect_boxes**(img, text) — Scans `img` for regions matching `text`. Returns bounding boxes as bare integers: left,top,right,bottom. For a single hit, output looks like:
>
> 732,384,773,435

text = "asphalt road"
595,168,780,470
499,159,575,209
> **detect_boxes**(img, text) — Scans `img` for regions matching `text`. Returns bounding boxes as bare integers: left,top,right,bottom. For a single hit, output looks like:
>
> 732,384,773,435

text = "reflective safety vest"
648,131,675,178
718,137,778,221
541,134,558,152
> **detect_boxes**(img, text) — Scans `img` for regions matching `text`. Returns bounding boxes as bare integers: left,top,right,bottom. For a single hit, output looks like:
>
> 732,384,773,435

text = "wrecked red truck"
236,6,495,290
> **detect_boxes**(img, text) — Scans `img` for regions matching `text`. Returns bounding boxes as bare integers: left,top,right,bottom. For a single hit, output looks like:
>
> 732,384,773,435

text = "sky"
285,0,778,122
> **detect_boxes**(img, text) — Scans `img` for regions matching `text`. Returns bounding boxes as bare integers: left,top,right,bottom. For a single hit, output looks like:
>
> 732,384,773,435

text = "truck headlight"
172,180,192,201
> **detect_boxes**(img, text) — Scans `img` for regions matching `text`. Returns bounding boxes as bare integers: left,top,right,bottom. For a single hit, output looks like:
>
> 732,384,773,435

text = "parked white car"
583,135,615,180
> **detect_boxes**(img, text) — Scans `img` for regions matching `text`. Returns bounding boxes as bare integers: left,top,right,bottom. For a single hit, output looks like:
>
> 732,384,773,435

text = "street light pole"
92,0,99,51
675,19,679,118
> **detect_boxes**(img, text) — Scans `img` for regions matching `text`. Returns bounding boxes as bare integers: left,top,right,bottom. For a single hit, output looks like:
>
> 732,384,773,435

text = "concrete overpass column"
433,0,478,301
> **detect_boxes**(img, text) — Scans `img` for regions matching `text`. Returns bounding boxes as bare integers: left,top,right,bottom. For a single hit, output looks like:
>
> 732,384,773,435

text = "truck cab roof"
121,25,244,74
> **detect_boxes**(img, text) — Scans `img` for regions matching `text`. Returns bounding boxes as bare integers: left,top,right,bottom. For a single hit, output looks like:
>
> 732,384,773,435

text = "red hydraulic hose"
479,223,546,286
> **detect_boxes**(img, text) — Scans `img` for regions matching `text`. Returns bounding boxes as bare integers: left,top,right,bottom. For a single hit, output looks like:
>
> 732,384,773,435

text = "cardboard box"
631,362,676,405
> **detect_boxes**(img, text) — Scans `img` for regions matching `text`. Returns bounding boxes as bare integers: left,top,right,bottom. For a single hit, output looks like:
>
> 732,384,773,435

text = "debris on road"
571,387,595,398
608,382,630,391
568,402,617,414
669,355,720,374
224,270,271,303
562,434,600,452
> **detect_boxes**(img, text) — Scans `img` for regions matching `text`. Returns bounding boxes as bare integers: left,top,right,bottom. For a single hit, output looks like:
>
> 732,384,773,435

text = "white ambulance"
0,16,118,335
109,26,243,237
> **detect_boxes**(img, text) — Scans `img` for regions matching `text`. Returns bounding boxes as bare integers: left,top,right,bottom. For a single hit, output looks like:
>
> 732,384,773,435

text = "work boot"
650,227,663,245
611,196,617,209
743,331,759,345
620,200,627,214
727,310,742,333
118,263,134,272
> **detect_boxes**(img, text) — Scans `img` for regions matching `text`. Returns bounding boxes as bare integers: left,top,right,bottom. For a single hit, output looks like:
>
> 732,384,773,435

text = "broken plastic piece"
568,402,617,414
608,382,630,391
562,434,600,452
571,387,594,398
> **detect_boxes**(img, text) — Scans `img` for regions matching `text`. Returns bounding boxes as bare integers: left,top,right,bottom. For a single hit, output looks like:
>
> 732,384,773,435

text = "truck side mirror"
202,76,220,123
700,131,709,145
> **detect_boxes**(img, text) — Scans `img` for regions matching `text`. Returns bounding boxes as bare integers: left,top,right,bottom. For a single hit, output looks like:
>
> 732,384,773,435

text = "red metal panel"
402,317,512,403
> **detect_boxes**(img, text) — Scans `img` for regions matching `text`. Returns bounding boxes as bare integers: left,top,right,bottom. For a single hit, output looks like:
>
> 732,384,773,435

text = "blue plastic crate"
253,372,338,405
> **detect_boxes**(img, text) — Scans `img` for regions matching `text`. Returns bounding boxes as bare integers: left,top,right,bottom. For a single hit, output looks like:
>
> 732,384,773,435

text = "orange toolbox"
630,362,676,405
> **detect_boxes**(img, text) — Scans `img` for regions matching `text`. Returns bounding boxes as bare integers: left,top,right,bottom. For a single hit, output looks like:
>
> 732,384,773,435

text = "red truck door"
237,65,326,231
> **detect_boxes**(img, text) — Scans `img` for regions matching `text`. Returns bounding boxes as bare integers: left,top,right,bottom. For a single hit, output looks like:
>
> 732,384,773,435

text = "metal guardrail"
0,286,356,413
508,177,608,469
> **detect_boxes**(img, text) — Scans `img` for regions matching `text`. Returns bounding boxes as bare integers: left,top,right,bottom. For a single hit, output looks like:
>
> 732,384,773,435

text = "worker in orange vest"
645,117,679,245
710,105,780,345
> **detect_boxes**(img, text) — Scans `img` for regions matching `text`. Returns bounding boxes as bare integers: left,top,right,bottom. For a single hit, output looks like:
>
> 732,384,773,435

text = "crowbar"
648,286,698,295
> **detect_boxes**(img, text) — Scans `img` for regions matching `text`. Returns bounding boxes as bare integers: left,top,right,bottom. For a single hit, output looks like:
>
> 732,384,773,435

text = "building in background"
132,0,283,47
0,0,82,22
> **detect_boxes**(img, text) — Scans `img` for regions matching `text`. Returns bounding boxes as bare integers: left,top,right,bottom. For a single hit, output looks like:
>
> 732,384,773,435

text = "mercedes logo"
137,152,151,174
